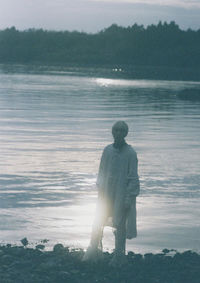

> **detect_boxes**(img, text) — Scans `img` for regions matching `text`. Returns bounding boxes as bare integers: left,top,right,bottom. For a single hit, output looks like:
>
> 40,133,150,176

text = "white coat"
96,143,140,239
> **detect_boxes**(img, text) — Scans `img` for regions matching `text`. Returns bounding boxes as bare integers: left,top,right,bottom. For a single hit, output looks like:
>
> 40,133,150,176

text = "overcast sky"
0,0,200,32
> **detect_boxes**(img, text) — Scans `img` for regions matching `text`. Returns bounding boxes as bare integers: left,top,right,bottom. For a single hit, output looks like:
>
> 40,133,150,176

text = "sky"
0,0,200,32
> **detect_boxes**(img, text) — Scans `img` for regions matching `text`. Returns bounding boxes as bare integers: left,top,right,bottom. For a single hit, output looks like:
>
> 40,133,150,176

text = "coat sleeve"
126,151,140,197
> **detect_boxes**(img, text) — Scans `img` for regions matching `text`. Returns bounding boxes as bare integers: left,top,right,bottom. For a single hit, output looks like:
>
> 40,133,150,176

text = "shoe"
109,252,127,267
82,246,104,262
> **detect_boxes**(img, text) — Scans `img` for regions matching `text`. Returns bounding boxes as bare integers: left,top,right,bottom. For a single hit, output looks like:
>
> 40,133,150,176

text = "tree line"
0,21,200,68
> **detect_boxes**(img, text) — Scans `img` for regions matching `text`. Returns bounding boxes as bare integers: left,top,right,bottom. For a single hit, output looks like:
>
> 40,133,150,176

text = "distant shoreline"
1,22,200,82
1,63,200,82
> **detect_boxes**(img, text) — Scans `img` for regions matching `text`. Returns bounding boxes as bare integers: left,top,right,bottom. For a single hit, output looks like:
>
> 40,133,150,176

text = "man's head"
112,121,129,145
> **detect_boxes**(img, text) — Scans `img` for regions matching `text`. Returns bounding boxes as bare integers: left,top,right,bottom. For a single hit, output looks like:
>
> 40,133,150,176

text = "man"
83,121,140,266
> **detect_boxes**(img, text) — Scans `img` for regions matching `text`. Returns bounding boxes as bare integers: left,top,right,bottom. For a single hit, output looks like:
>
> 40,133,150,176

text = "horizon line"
1,20,200,33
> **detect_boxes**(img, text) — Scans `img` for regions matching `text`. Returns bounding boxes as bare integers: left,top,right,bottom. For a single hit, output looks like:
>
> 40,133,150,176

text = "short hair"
112,121,129,137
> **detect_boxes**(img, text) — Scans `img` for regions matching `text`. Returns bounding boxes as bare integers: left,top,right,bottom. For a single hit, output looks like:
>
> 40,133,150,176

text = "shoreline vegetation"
1,21,200,81
0,240,200,283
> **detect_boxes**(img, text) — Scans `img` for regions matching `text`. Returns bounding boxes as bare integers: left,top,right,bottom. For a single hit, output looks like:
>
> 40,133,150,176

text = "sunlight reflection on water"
96,77,200,89
0,70,200,253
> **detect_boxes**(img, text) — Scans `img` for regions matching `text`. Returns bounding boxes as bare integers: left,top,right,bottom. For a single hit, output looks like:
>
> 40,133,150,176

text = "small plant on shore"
20,237,29,247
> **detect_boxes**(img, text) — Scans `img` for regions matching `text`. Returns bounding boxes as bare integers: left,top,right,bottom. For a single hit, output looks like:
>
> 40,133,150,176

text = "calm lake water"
0,66,200,254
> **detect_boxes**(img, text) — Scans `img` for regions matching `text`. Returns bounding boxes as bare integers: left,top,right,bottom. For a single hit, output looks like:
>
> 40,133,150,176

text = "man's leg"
114,214,126,255
82,215,105,261
109,212,127,266
90,224,103,250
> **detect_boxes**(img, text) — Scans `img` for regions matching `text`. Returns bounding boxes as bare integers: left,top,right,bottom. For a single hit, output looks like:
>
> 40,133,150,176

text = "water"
0,66,200,254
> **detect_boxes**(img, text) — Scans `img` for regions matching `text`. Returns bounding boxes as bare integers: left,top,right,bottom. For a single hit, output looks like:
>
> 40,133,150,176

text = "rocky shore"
0,240,199,283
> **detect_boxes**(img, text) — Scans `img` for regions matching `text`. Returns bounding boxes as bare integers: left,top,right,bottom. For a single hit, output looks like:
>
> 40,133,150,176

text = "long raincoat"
96,143,140,239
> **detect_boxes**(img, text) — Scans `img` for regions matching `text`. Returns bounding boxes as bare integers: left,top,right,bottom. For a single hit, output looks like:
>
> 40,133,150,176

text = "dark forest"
0,21,200,69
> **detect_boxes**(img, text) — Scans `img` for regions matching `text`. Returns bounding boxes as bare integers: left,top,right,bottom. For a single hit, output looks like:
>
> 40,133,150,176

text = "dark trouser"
114,211,127,255
90,210,127,255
